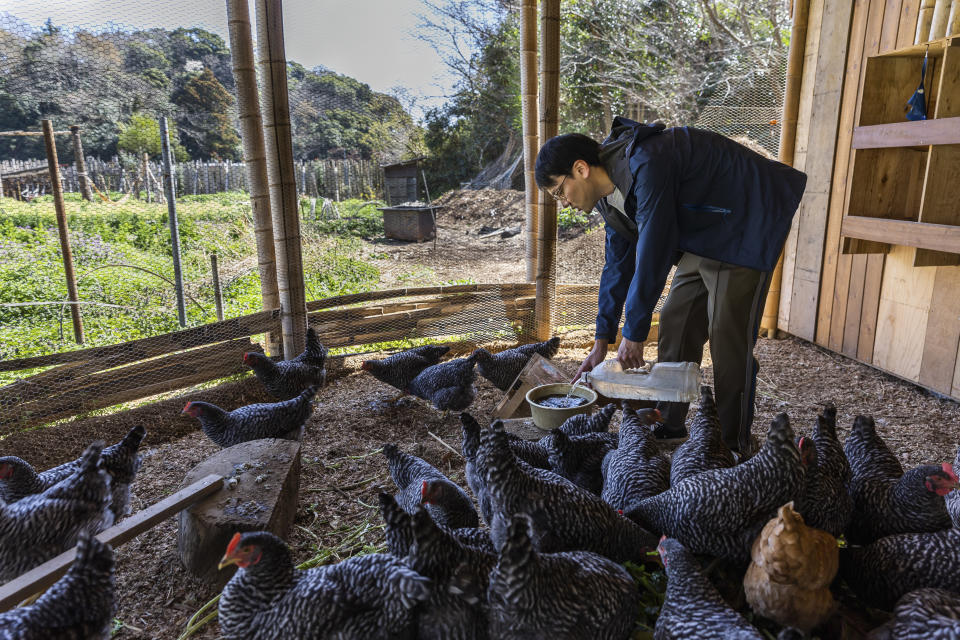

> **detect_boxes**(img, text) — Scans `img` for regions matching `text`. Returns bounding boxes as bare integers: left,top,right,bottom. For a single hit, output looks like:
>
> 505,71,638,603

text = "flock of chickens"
3,328,960,639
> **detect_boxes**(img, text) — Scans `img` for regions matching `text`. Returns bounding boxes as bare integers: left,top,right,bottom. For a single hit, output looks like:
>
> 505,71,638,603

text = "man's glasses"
549,174,568,202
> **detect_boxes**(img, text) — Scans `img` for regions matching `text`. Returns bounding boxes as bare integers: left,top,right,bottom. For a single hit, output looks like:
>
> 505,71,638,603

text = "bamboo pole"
69,126,92,201
521,0,539,282
759,0,809,338
256,0,308,358
160,117,187,327
42,120,84,345
917,0,936,43
930,0,952,39
534,0,560,341
226,0,281,355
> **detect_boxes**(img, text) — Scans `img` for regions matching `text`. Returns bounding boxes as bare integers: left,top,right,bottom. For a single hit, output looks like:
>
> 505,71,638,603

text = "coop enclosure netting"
0,2,786,432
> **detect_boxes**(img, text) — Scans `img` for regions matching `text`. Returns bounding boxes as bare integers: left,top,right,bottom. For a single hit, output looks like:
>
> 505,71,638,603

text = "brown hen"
743,501,837,633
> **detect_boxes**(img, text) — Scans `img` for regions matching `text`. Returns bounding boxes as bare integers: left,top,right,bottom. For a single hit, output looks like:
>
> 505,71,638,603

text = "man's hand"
573,339,609,383
616,337,646,370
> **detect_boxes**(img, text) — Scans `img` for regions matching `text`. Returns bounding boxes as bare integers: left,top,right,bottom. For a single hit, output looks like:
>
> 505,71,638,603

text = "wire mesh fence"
0,1,787,435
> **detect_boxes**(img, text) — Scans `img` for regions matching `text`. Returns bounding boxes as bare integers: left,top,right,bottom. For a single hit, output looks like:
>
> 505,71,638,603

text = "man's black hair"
534,133,601,188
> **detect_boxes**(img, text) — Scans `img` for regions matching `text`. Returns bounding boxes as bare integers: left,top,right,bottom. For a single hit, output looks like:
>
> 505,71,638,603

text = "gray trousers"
655,253,772,454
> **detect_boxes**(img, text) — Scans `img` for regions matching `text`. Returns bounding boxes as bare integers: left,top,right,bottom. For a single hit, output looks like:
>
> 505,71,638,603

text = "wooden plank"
851,117,960,147
0,309,280,372
305,283,536,312
918,265,960,393
872,245,937,380
780,0,827,330
787,0,857,341
897,0,923,48
830,251,854,351
843,254,869,356
953,333,960,398
0,474,222,612
846,147,928,222
1,337,258,412
858,253,886,362
842,215,960,251
844,0,897,255
934,42,960,118
880,0,905,51
815,0,875,345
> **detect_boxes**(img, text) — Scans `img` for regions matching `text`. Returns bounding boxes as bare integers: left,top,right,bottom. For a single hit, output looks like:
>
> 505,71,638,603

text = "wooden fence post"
521,0,539,283
42,120,84,344
70,126,92,201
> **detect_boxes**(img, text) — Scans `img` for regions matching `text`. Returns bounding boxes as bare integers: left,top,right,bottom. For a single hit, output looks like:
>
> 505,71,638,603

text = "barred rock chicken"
407,353,479,412
406,508,497,640
218,531,431,639
626,413,805,565
480,421,658,562
0,424,146,522
379,492,415,559
383,443,479,529
669,386,735,486
843,414,904,481
547,429,618,494
655,537,763,640
487,514,639,640
886,588,960,638
839,526,960,610
946,445,960,528
742,502,838,633
0,532,115,640
181,385,316,448
0,443,114,584
602,406,669,510
793,406,852,538
472,336,561,391
845,458,957,544
243,327,328,400
361,344,450,398
556,402,618,437
460,412,496,525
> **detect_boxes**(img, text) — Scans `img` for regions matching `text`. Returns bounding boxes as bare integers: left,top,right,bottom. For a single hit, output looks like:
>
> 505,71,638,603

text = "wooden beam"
919,265,960,394
851,117,960,147
0,309,280,372
815,0,874,346
841,215,960,253
0,474,222,612
521,0,539,282
786,0,856,341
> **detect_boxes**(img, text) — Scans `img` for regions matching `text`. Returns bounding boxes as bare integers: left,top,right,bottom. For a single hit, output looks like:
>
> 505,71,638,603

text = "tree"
117,113,189,161
171,68,240,160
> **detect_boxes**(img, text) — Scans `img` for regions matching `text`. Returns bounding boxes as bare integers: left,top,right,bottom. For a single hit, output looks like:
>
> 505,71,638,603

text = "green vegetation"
0,194,381,378
558,206,591,231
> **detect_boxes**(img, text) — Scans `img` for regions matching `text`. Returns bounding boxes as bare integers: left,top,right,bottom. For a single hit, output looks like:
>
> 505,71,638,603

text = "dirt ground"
365,188,606,287
4,189,960,639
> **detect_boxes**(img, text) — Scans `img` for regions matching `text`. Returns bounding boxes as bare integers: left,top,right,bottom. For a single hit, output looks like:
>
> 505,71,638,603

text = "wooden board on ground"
500,417,549,440
492,353,570,419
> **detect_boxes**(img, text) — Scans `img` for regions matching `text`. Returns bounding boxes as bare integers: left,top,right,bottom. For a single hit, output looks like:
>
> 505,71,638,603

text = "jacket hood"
601,116,666,148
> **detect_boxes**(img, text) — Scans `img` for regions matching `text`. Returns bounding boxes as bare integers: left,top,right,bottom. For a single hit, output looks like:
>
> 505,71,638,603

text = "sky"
1,0,462,118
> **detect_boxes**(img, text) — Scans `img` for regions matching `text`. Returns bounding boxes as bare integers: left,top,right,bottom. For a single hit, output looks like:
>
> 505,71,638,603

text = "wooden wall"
780,0,960,400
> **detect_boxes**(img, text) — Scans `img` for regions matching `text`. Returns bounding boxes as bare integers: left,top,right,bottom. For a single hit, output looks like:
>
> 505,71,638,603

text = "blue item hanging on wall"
905,48,929,121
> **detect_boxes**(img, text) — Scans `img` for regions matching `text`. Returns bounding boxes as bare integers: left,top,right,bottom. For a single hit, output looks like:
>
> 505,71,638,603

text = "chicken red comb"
652,409,662,420
183,401,192,411
421,480,429,503
943,462,958,482
798,436,805,448
225,532,243,557
360,361,372,371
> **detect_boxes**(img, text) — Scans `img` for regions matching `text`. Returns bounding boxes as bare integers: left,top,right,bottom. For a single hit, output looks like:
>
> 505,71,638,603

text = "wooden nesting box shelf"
842,36,960,267
379,205,440,242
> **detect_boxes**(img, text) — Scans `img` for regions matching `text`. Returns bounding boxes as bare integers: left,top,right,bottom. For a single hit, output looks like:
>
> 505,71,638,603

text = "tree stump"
177,438,301,587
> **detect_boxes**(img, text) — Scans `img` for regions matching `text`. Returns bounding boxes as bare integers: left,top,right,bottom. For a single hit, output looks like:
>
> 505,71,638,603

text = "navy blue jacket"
594,117,807,343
